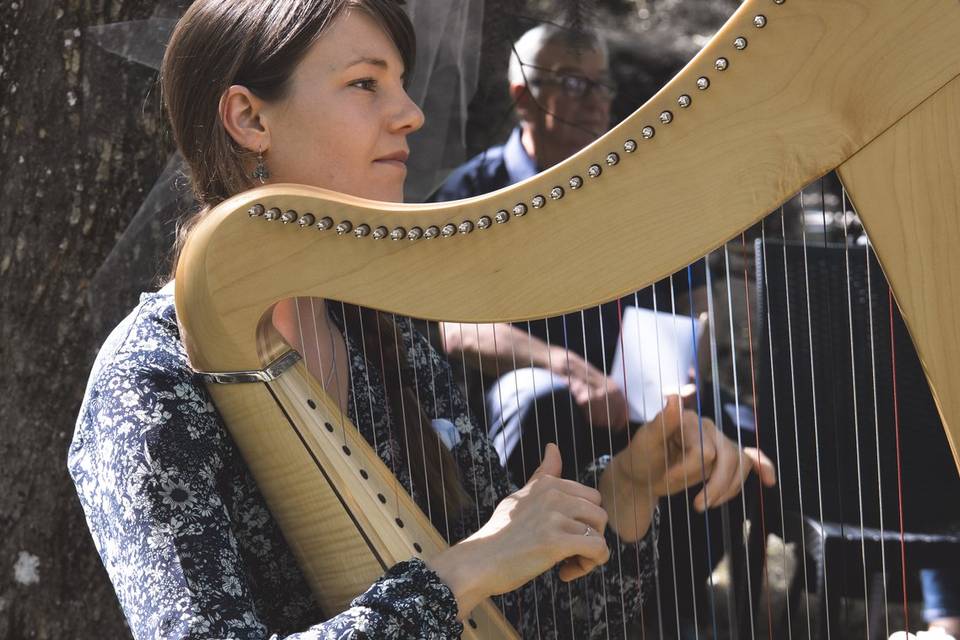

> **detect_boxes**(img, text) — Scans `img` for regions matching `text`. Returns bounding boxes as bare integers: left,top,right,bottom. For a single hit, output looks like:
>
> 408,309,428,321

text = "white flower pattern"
69,289,657,639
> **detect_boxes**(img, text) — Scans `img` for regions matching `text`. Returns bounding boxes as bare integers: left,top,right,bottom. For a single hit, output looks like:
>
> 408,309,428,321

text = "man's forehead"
533,42,607,72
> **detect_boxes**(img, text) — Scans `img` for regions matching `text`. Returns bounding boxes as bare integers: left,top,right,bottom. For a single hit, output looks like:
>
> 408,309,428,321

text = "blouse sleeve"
68,356,463,640
400,320,660,639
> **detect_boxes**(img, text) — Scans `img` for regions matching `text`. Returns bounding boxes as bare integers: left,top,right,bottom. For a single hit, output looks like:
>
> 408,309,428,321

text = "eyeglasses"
521,63,617,100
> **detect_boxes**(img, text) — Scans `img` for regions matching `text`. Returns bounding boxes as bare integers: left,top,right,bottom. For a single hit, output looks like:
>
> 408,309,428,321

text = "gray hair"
507,24,608,87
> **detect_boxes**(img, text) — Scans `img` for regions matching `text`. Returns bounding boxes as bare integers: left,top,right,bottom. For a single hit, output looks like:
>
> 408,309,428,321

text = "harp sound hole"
342,445,351,456
377,493,386,503
413,542,422,553
324,422,334,432
359,469,368,479
468,619,477,629
395,518,404,528
306,399,316,409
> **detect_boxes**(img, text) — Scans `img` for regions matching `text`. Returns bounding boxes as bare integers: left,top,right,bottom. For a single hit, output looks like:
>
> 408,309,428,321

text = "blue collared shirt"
430,127,537,202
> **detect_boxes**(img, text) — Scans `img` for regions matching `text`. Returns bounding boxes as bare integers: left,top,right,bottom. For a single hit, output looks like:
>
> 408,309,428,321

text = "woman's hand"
427,444,611,616
601,396,776,541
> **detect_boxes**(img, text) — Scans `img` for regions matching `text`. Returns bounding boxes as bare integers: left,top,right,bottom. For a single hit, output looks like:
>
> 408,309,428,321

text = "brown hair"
162,0,415,212
161,0,469,517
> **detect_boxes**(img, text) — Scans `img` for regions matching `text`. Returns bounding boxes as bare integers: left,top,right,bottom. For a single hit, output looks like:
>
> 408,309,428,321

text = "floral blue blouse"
69,285,658,639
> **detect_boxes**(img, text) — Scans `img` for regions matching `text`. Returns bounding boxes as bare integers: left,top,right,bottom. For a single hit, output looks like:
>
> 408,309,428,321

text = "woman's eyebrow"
343,55,406,80
344,56,389,70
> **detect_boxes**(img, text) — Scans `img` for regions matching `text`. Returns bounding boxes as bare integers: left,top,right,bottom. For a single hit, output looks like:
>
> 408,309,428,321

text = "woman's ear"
220,85,270,153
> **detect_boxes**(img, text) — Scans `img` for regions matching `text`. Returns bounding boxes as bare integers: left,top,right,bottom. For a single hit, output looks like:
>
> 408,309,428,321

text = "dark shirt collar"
503,126,539,184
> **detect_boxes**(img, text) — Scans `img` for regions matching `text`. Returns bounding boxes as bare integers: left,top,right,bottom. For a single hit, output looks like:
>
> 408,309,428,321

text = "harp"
175,0,960,637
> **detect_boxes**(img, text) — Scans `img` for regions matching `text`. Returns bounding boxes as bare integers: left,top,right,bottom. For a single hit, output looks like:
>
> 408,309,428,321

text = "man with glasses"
433,24,615,199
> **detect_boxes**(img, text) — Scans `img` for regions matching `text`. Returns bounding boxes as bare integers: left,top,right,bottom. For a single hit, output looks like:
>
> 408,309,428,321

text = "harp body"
175,0,960,636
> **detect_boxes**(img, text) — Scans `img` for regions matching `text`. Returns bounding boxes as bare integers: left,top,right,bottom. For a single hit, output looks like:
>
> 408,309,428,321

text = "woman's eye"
350,78,378,92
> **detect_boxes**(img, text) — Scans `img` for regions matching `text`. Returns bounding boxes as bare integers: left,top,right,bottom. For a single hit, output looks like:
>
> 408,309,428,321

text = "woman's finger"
559,554,597,582
744,446,778,487
557,503,608,538
661,452,710,495
558,528,610,576
680,413,717,469
532,476,604,505
695,439,741,510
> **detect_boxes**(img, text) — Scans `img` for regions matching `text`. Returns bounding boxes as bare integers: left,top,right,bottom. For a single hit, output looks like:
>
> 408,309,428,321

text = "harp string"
372,310,406,513
524,320,562,634
489,324,531,626
758,219,795,639
596,301,629,639
614,296,651,640
336,302,362,457
799,189,834,639
778,204,814,636
522,323,541,482
686,264,721,640
423,321,453,543
840,187,871,636
560,317,582,483
703,255,741,640
557,315,587,635
633,287,667,639
508,319,540,635
739,231,775,638
889,286,910,630
862,234,890,639
821,178,854,634
506,324,544,637
649,283,687,638
354,302,380,459
447,322,482,531
403,313,434,524
390,313,417,504
722,242,757,640
667,274,702,639
541,308,580,638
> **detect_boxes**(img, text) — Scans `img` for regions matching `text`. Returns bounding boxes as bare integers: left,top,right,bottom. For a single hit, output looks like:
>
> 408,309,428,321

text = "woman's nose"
392,90,425,134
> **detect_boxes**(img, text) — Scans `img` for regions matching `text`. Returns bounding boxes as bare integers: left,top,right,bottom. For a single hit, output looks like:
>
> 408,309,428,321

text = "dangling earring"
252,147,269,184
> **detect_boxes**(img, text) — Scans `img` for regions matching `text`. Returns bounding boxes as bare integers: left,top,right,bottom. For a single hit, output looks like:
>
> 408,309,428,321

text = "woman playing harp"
68,1,771,637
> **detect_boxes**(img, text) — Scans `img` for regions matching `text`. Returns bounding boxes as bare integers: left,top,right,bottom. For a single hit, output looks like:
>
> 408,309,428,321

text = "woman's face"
259,10,424,202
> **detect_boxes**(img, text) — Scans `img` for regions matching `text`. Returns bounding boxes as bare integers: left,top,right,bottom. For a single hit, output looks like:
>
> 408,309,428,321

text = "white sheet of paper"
610,306,702,423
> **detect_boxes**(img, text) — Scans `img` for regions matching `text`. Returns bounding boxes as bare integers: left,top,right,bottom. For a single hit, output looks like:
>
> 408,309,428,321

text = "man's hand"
553,349,628,431
568,375,629,432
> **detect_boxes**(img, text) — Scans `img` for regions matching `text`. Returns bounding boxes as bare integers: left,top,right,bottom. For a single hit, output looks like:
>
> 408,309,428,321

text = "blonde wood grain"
208,361,518,638
204,382,382,612
838,74,960,471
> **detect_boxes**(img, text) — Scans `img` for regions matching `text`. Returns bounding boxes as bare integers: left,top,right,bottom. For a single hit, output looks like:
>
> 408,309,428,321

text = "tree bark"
0,1,175,637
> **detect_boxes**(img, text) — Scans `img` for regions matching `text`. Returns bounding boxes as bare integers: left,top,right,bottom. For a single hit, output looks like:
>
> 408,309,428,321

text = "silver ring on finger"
583,524,594,537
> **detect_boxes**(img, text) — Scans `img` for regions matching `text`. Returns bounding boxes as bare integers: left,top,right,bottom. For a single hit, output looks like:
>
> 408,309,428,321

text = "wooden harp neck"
177,0,960,371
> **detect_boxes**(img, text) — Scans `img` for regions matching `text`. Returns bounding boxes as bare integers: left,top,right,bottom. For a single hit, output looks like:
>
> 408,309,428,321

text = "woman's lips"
373,158,407,170
374,150,409,166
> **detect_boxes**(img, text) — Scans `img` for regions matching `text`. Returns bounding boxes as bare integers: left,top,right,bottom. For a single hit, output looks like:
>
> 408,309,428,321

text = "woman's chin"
364,180,406,203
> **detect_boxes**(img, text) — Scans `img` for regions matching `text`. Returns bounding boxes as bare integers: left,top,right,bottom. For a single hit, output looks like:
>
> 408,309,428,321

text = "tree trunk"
0,1,176,637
